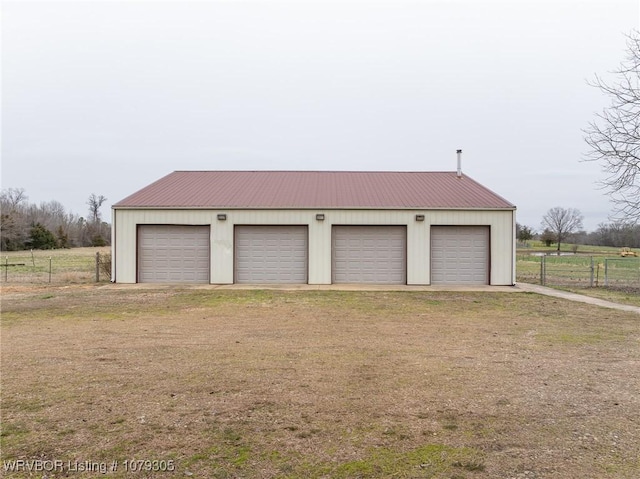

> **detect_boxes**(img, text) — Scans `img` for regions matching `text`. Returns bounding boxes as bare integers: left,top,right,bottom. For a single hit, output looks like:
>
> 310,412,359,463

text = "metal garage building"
112,170,516,285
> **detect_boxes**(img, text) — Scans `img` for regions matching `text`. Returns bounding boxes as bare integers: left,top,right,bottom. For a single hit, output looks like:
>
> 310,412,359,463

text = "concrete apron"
105,283,519,293
103,282,639,314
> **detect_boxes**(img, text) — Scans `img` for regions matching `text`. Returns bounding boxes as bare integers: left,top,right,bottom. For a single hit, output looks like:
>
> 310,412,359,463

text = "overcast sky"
2,0,638,231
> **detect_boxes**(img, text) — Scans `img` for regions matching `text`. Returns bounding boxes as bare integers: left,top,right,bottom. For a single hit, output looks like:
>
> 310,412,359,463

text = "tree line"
0,188,110,251
577,222,640,249
518,219,640,250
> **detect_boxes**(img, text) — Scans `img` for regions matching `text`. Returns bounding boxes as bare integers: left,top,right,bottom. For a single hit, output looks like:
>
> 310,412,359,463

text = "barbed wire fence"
1,250,111,284
2,249,638,290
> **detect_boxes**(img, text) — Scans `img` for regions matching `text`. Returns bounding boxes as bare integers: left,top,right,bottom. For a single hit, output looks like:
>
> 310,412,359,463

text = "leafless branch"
584,30,640,223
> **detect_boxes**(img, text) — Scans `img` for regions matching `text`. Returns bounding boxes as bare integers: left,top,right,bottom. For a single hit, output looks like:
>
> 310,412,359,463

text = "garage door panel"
332,226,406,284
235,226,308,284
138,225,210,283
431,226,489,285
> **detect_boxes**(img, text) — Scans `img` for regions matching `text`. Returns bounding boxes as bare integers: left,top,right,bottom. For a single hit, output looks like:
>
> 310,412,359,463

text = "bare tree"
0,188,29,250
584,30,640,223
0,188,112,250
87,194,107,224
1,187,28,209
86,194,109,246
589,221,640,248
541,207,584,254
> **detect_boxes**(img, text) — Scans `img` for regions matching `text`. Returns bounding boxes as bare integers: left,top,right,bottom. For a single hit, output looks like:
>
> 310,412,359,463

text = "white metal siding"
431,226,489,284
138,225,210,283
235,226,308,283
113,209,515,285
332,226,406,284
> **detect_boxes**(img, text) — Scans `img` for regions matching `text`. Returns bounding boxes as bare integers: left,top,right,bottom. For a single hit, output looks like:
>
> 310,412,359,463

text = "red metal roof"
113,171,515,209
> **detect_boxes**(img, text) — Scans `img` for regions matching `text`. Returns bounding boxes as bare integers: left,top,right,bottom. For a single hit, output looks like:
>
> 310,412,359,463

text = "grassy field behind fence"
603,258,640,287
1,246,638,297
0,247,111,284
516,254,640,289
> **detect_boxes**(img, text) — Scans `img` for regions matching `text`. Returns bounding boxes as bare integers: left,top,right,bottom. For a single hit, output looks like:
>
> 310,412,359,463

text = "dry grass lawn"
1,285,639,478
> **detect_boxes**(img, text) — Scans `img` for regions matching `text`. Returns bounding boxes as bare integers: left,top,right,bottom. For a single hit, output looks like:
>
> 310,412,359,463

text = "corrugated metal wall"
112,208,515,285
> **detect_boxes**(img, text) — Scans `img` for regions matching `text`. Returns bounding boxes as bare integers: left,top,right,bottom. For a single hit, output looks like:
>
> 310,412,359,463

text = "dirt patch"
2,287,639,478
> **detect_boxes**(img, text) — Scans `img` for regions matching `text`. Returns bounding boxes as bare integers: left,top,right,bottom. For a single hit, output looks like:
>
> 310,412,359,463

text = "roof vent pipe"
456,149,463,178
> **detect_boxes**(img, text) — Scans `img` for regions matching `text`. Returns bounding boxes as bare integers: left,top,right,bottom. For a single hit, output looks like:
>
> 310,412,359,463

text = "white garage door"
431,226,489,284
332,226,406,284
235,226,308,284
138,225,210,283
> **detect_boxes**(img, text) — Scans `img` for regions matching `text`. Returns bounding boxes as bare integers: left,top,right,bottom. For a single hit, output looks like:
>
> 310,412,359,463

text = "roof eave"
112,205,516,211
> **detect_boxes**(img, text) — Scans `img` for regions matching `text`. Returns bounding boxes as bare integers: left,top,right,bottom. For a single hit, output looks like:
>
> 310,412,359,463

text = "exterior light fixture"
415,214,425,222
217,214,227,221
316,214,325,221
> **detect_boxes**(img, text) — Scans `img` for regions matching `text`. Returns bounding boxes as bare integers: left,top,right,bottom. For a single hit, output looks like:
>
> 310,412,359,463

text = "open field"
2,286,639,478
0,247,111,284
517,241,634,256
516,241,639,306
516,254,640,307
2,245,639,307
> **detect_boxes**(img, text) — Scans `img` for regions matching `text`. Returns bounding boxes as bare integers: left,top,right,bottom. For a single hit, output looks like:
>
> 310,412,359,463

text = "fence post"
96,252,100,282
589,256,594,287
539,255,542,285
604,259,609,287
48,257,52,283
5,257,7,282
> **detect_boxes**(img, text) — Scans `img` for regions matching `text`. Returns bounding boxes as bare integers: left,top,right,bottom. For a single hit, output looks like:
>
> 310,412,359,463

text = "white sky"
2,0,639,231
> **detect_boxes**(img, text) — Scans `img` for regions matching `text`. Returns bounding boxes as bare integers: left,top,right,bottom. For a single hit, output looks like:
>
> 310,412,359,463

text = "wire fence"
2,248,638,291
603,258,640,289
516,254,640,291
0,249,111,284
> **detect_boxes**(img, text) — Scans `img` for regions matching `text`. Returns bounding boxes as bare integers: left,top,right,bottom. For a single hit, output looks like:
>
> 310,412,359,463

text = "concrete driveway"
516,282,640,314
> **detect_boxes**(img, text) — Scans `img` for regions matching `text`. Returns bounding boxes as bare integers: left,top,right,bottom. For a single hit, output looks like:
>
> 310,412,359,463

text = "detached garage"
112,170,516,285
